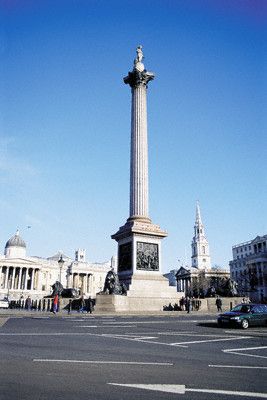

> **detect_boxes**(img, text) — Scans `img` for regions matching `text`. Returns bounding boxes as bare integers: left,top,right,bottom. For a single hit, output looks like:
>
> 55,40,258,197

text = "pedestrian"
186,297,191,313
25,296,31,311
215,296,222,312
179,296,185,311
68,299,72,314
52,294,59,314
87,296,94,314
79,295,86,313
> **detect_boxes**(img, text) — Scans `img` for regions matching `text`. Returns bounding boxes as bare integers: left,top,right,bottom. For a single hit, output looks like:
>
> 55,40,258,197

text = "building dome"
5,230,26,249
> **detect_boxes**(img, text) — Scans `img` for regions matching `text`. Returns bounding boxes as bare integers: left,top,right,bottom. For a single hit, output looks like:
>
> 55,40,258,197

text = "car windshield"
231,304,250,313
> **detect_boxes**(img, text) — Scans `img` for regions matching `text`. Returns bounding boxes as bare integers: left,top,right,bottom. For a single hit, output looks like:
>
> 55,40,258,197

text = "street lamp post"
58,255,64,284
57,255,65,313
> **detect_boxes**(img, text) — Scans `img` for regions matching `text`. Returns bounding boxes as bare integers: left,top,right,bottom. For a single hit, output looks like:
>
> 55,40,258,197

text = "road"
0,313,266,400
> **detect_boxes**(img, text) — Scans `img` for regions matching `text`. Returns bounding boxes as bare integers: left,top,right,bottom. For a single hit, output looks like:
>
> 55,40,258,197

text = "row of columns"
71,273,93,294
177,277,190,293
0,266,40,292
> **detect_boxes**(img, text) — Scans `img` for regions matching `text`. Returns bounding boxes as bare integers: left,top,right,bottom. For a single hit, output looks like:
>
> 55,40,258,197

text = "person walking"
79,295,86,313
180,296,185,311
25,296,31,311
68,299,72,314
52,294,59,314
87,296,94,314
186,297,191,314
215,296,222,312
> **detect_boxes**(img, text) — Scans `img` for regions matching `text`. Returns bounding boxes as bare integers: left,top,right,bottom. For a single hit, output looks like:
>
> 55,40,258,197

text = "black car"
218,303,267,329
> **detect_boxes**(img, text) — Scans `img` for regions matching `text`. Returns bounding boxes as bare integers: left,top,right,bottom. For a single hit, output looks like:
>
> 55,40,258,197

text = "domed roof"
5,230,26,249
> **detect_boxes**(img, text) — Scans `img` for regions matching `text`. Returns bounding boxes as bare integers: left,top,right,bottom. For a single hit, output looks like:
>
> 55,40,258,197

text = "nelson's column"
108,46,180,311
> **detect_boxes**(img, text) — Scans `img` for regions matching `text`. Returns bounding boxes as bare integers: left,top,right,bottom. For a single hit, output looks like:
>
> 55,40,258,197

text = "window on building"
202,246,205,254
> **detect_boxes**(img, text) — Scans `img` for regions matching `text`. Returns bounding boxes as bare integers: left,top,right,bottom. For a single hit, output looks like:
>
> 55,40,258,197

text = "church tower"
191,202,211,270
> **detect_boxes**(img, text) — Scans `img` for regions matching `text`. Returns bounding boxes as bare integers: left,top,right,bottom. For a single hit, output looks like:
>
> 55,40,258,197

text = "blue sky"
0,0,266,271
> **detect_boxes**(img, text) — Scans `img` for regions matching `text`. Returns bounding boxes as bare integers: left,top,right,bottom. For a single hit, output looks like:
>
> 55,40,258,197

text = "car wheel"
241,319,249,329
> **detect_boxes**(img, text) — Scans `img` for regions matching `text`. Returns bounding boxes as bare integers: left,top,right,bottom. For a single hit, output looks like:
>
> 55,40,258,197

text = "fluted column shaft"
129,84,149,219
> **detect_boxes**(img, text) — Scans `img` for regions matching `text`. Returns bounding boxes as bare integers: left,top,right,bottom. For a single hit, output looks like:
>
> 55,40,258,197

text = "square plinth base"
95,275,183,312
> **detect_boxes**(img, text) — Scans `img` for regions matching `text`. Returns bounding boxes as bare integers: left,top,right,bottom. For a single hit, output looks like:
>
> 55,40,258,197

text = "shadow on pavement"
197,322,220,328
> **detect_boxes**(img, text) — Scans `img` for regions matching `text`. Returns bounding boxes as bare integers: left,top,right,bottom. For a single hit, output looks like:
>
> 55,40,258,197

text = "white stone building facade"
0,231,113,300
229,235,267,302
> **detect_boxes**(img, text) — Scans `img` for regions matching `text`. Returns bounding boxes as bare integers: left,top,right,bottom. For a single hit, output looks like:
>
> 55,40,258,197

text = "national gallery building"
0,231,113,300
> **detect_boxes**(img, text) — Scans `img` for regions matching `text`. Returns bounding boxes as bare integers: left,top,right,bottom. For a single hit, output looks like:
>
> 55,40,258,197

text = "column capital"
124,70,154,88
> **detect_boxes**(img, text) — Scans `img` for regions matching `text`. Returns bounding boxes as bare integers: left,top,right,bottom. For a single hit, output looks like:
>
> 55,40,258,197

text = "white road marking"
225,330,267,334
209,364,267,369
103,334,158,340
78,325,133,328
170,336,251,346
223,346,267,360
101,333,188,348
187,388,267,398
108,383,267,398
64,319,94,321
223,352,267,360
33,359,173,366
109,383,185,394
0,332,112,336
159,332,237,337
224,346,267,352
76,325,98,328
102,321,172,325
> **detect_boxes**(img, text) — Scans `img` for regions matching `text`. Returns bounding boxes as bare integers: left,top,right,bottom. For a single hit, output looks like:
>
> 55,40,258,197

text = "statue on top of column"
135,45,143,63
124,45,154,87
134,45,145,73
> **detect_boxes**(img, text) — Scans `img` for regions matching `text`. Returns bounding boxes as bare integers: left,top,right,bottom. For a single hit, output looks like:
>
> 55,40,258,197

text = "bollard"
42,299,46,312
47,299,50,312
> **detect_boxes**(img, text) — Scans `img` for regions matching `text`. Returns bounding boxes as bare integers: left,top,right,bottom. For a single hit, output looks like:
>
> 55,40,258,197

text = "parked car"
0,298,9,309
218,303,267,329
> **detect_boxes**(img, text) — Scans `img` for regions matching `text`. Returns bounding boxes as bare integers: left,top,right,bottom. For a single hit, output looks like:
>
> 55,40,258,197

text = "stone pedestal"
96,275,182,312
112,218,167,287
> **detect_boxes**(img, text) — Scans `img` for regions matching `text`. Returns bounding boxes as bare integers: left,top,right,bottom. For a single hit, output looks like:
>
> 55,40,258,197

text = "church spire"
196,201,202,225
191,202,211,270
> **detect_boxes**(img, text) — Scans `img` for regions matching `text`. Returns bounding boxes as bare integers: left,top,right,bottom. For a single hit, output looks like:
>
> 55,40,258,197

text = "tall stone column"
10,267,15,290
30,269,34,291
124,50,154,222
18,268,22,290
4,267,9,289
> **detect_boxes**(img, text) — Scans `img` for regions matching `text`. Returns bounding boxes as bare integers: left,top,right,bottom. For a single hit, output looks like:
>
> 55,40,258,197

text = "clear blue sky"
1,1,266,271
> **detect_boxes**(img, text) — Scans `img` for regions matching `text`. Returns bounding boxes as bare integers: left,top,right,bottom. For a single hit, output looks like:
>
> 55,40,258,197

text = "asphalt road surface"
0,313,267,400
